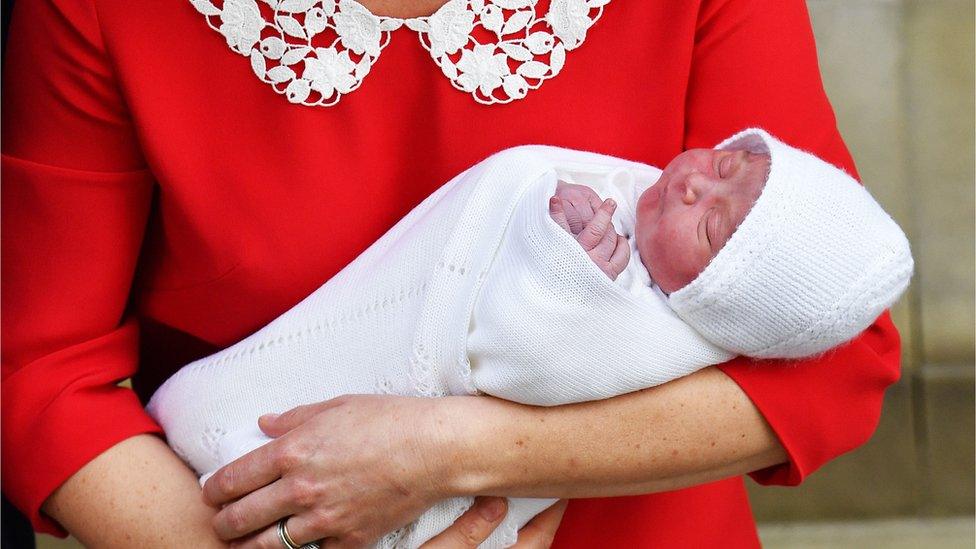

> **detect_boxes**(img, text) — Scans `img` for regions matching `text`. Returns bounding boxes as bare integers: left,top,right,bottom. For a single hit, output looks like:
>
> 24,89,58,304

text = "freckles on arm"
446,367,787,499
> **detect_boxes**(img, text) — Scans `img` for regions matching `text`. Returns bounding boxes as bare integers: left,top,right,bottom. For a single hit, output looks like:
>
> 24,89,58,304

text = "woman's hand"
201,395,472,548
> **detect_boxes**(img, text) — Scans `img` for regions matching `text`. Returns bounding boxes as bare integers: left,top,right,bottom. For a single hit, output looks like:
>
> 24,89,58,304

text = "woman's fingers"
202,439,286,507
548,196,572,233
227,517,328,549
228,509,344,549
577,198,616,251
510,500,568,549
227,524,286,549
420,496,508,548
208,398,354,506
228,497,555,549
212,478,305,540
260,398,349,438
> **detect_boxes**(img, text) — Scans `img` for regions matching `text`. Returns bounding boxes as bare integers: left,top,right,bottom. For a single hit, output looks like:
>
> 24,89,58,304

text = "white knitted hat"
668,128,914,359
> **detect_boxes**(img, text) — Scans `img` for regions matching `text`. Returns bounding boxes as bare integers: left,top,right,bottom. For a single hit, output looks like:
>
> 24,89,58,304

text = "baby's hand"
553,181,604,235
550,195,631,280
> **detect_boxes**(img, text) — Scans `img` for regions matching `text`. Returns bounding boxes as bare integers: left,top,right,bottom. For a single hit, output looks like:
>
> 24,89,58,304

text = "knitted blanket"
146,145,733,548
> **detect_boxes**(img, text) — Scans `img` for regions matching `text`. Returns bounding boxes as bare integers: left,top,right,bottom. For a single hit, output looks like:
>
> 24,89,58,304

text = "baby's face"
636,148,770,294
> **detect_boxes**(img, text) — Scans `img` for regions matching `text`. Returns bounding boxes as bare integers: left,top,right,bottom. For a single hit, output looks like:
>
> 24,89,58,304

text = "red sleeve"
683,0,902,485
1,0,163,535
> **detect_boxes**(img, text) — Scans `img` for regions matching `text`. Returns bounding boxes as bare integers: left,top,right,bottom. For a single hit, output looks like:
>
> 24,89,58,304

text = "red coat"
2,1,901,546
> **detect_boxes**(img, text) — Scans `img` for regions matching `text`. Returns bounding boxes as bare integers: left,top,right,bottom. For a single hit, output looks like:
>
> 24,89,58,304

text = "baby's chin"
650,267,696,295
635,231,705,294
633,223,667,291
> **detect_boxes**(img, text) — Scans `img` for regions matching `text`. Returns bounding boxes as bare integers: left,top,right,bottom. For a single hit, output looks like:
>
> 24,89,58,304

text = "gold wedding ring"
277,517,321,549
277,518,301,549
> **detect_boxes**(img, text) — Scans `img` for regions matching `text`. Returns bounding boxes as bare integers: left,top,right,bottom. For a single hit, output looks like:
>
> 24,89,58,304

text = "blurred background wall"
23,0,976,547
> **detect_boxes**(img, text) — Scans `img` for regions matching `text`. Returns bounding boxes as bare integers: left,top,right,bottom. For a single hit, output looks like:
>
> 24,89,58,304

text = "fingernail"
479,498,506,521
606,198,616,208
260,413,280,422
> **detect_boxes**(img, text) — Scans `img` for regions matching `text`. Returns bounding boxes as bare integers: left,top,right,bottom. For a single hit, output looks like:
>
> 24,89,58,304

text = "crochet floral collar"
189,0,610,106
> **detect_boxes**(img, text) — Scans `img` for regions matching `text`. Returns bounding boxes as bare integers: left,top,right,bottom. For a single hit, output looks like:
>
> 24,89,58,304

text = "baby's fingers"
607,234,631,279
585,192,604,225
568,187,601,227
590,216,618,263
569,198,596,229
563,201,585,234
548,196,572,233
577,199,616,251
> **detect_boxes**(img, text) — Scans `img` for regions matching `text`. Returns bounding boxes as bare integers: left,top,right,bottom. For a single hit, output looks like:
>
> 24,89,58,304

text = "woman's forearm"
42,434,227,548
442,366,787,499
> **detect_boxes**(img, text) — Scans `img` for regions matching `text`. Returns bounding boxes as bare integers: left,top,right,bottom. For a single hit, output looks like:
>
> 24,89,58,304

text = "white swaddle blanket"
146,145,733,548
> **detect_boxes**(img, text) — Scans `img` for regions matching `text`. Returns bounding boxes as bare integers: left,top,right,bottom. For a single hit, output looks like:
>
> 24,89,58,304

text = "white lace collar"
189,0,610,106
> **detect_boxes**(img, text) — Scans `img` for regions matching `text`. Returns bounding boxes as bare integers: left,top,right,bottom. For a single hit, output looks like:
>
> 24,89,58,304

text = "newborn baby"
148,128,914,548
548,146,770,290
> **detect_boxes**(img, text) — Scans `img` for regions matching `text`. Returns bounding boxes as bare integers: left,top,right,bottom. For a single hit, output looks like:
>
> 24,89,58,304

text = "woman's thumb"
420,496,508,548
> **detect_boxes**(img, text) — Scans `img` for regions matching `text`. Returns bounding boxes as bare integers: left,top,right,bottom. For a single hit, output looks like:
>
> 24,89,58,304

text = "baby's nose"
682,172,709,205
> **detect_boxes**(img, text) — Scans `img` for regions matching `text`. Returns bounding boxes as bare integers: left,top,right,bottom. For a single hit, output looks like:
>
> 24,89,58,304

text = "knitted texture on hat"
668,129,914,359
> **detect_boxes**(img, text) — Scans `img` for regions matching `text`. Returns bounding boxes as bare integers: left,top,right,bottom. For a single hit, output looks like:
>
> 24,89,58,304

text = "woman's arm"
42,435,228,548
1,0,171,535
203,370,783,545
441,367,785,498
260,367,785,500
